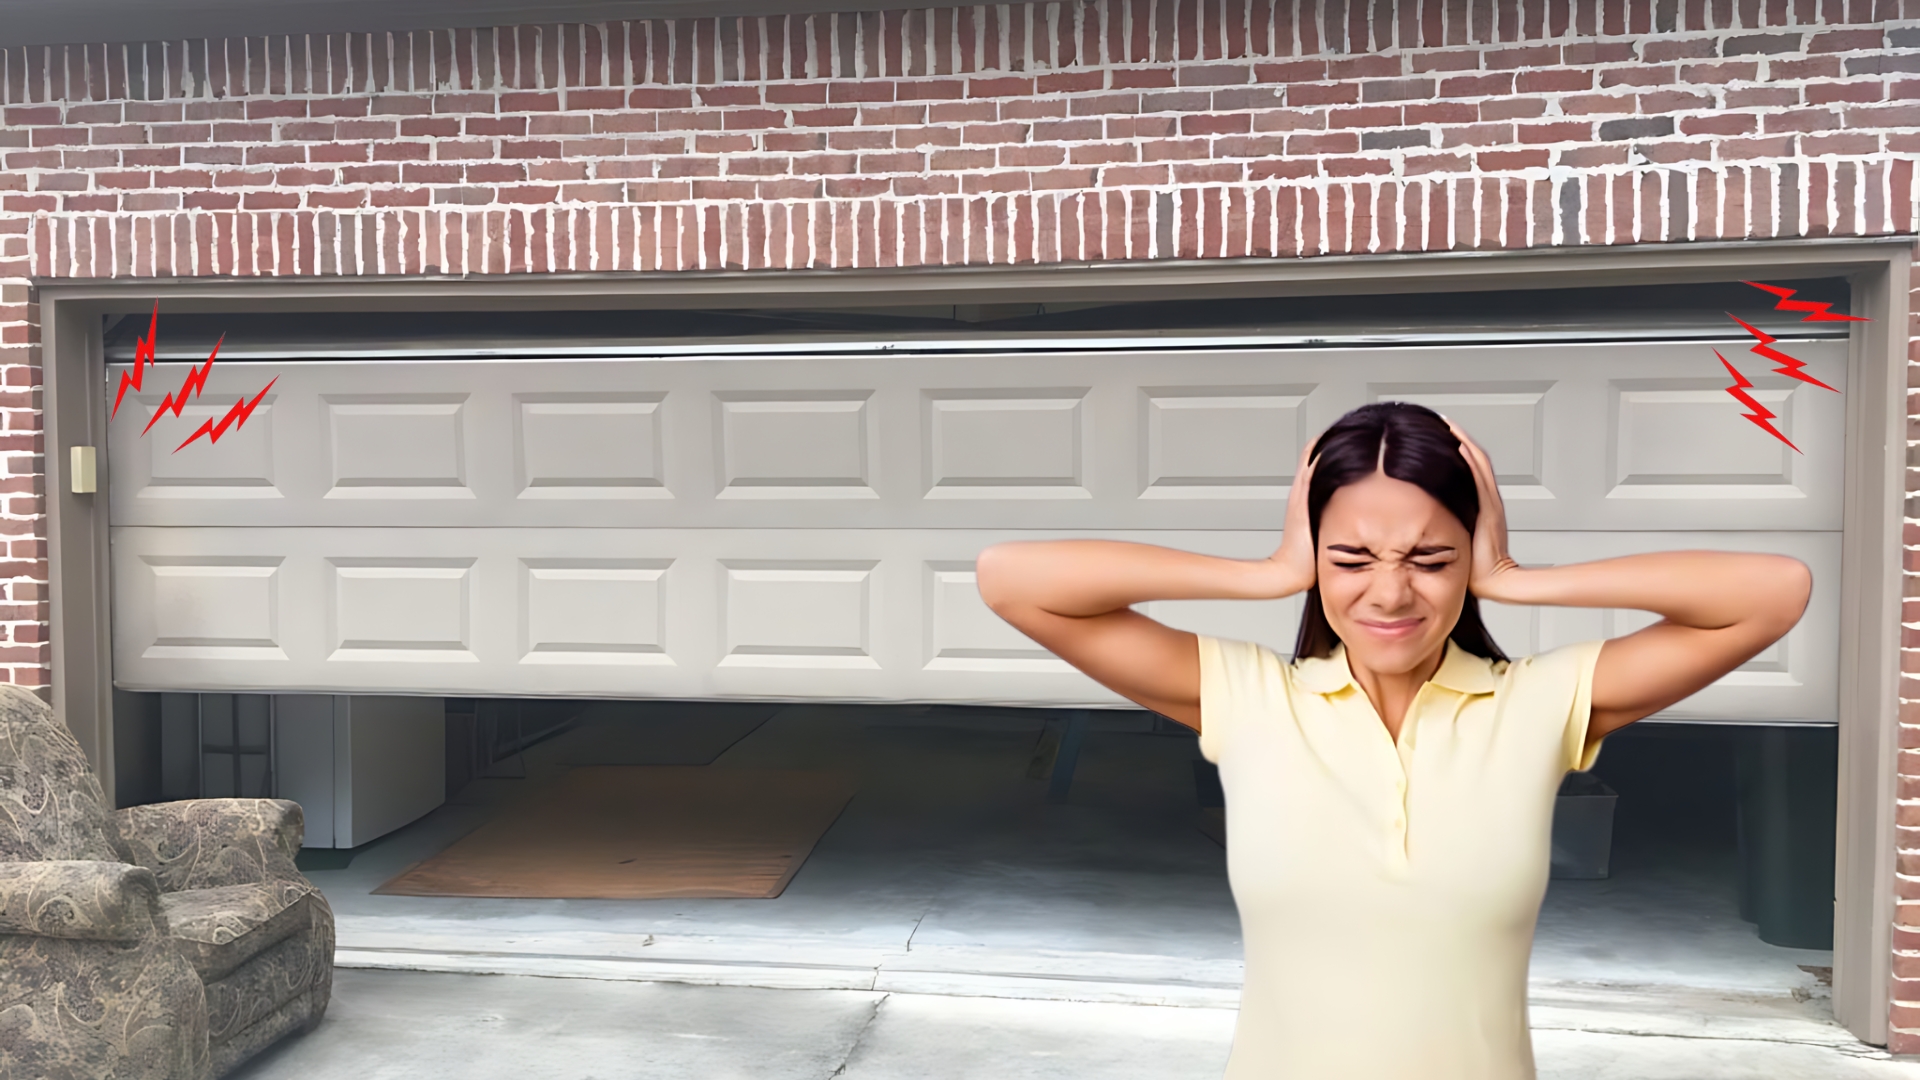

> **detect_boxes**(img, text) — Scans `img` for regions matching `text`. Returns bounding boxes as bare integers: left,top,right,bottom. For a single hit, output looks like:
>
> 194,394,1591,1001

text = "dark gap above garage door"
104,277,1855,362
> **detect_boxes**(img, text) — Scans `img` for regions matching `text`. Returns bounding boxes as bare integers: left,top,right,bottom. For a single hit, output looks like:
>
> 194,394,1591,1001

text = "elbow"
1761,556,1813,638
974,543,1017,616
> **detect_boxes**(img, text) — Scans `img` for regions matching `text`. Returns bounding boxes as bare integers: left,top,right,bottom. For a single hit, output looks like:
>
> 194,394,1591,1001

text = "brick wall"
0,0,1917,1041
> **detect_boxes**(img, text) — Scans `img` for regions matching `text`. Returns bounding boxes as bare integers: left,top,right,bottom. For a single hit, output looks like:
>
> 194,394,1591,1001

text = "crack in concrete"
827,993,889,1079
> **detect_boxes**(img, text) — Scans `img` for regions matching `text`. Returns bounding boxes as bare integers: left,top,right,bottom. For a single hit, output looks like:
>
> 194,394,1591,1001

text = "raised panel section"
516,394,668,500
923,562,1069,672
107,527,1836,721
1608,379,1804,499
109,340,1846,532
521,560,672,665
1505,531,1838,723
1373,382,1553,499
1140,386,1308,499
139,557,286,660
720,560,879,668
925,390,1089,499
715,392,876,499
132,394,281,500
328,559,477,662
1143,596,1305,658
324,396,472,499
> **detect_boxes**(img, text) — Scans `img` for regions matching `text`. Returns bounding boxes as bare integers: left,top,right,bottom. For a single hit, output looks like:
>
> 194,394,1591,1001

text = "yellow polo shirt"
1198,635,1605,1080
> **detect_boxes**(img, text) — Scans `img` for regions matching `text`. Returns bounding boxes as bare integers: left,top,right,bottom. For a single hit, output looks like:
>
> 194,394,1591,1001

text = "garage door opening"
102,276,1854,1018
108,692,1840,1014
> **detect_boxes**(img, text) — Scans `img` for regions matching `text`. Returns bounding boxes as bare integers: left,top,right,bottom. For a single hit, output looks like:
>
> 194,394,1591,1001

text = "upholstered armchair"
0,685,334,1080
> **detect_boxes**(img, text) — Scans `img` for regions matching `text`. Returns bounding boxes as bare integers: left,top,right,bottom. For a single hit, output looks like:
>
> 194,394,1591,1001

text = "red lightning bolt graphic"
141,334,224,436
1743,281,1869,323
1718,351,1799,454
175,377,277,454
111,302,160,420
1726,313,1838,393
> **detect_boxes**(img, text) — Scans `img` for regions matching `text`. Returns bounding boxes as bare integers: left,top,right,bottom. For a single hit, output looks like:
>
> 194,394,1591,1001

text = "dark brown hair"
1292,402,1507,663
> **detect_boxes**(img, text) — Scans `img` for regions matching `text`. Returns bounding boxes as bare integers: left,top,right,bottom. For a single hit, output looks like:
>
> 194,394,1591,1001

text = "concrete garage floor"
255,703,1908,1077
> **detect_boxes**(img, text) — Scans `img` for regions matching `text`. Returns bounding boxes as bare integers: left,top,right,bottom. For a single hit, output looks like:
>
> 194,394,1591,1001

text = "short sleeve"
1197,635,1284,765
1529,639,1608,773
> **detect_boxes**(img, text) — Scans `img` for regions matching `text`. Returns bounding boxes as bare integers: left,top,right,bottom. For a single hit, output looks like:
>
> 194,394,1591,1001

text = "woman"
974,402,1810,1080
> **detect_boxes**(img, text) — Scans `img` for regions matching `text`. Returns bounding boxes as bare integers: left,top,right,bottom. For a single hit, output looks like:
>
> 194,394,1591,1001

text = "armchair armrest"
0,860,164,941
113,799,307,893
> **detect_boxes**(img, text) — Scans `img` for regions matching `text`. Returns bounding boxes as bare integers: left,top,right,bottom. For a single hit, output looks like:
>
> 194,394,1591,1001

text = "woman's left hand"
1449,421,1523,601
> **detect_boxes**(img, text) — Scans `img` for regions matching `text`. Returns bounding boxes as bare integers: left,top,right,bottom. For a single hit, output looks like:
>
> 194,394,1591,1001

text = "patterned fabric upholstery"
0,860,165,941
159,886,322,982
0,686,334,1080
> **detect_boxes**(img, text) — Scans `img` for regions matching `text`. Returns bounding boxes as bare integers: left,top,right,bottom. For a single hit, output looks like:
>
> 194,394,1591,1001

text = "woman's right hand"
1263,442,1319,597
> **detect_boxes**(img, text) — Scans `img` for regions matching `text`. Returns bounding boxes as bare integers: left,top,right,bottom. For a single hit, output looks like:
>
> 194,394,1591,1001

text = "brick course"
2,0,1919,1043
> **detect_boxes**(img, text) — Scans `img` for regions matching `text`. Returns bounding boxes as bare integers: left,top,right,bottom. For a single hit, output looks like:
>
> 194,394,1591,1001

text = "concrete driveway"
229,968,1920,1080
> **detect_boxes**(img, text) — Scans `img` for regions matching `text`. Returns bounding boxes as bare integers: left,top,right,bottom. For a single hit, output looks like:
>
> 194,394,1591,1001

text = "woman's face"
1315,470,1472,677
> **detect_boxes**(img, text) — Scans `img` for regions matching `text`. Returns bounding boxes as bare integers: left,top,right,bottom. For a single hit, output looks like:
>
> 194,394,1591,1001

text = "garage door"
106,334,1845,722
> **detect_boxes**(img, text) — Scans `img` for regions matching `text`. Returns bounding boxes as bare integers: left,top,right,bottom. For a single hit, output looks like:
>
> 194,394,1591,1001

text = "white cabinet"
272,695,444,849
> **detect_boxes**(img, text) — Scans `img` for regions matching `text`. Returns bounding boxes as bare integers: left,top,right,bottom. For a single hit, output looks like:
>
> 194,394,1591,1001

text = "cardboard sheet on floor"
374,766,856,899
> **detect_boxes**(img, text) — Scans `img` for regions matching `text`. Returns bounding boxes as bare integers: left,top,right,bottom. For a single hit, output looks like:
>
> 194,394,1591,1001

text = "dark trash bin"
1551,770,1618,879
1735,725,1837,950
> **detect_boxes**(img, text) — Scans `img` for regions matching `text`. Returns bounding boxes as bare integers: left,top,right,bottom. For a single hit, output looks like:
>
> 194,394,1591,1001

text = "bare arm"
1452,428,1812,742
976,449,1319,729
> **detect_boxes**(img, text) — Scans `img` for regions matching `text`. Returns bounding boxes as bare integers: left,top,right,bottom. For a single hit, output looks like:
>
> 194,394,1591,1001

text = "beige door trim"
38,235,1915,1043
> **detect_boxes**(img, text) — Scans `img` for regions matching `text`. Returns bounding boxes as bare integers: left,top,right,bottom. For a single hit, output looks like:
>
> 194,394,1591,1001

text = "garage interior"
101,277,1854,1023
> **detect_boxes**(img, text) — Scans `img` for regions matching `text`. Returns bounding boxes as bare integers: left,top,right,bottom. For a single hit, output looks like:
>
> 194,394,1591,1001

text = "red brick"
1252,60,1329,82
1287,132,1360,154
1481,97,1549,120
1801,132,1881,155
1761,109,1841,134
1643,38,1716,62
893,80,964,101
1409,50,1481,73
1771,57,1844,80
1809,29,1886,53
1289,83,1361,106
1517,69,1593,93
629,88,695,109
1725,87,1802,108
1477,149,1550,170
1404,102,1477,125
968,77,1034,99
1439,74,1516,98
1640,90,1715,111
1037,71,1105,94
1602,65,1677,87
1177,64,1253,87
500,92,560,112
1327,55,1399,80
1403,152,1470,175
1680,113,1759,135
1683,62,1760,84
1847,104,1920,127
1518,121,1593,144
1486,46,1561,70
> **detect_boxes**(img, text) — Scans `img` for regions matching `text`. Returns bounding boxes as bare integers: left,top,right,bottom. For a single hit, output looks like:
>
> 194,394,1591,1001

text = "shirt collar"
1293,641,1502,697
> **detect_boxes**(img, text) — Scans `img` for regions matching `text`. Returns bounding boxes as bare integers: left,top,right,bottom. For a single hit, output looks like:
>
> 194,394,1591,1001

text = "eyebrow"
1325,544,1458,558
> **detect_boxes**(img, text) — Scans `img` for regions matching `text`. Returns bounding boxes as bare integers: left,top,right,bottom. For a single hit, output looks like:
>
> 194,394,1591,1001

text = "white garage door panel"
107,339,1845,533
111,527,1838,723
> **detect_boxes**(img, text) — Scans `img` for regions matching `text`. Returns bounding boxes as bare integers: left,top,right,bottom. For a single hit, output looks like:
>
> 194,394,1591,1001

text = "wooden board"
375,767,856,900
